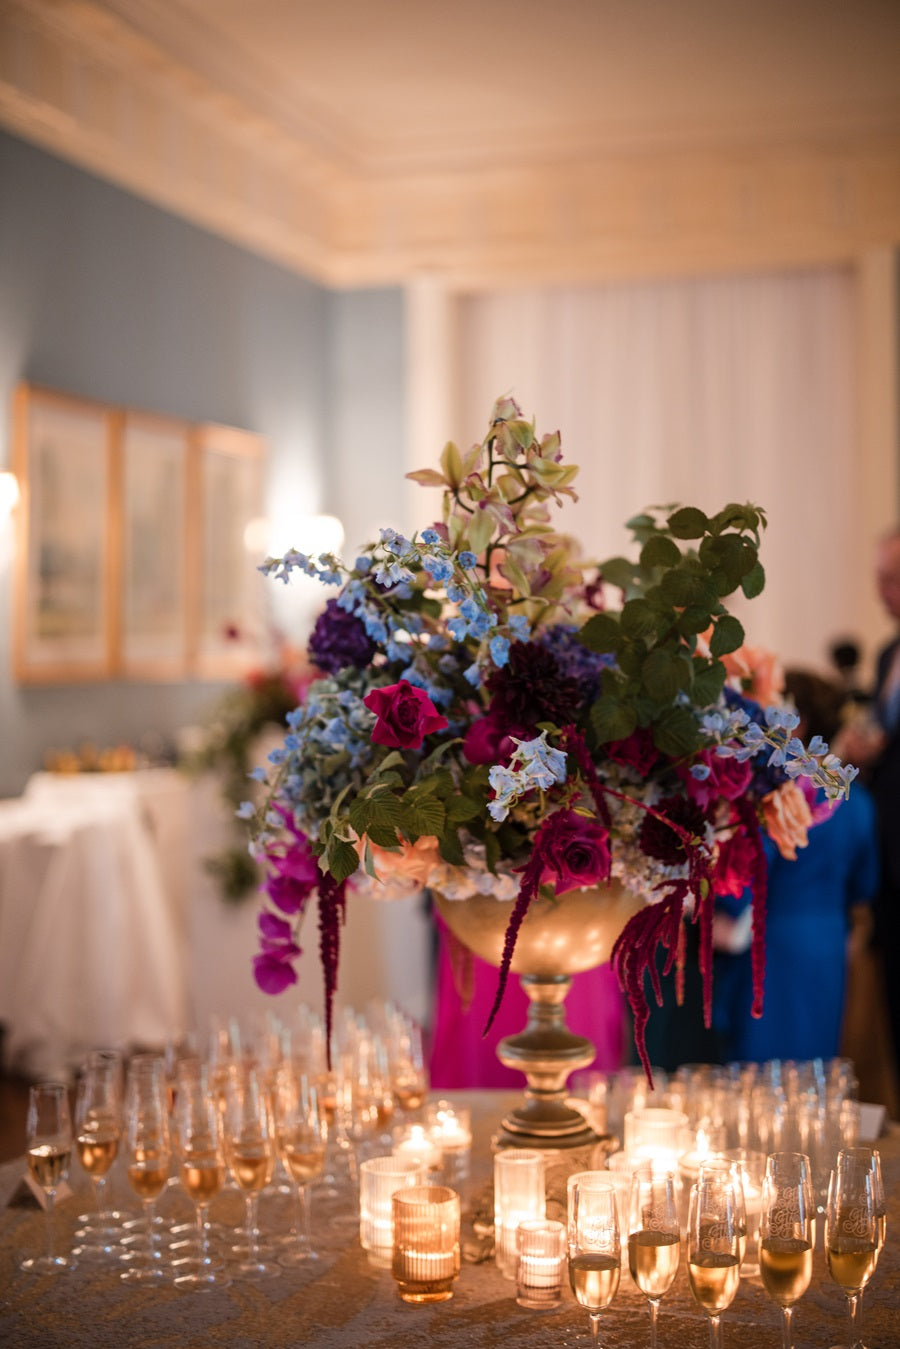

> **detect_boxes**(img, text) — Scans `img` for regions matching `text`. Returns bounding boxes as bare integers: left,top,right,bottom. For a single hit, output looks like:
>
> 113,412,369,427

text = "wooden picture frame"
188,422,266,679
116,410,191,679
12,384,115,682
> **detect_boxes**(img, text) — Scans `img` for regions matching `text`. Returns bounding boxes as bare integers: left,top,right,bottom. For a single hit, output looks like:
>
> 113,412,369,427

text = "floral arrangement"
181,655,317,901
244,398,856,1074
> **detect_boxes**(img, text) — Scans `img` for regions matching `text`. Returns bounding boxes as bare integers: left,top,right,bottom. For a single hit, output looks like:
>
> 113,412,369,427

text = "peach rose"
355,833,442,888
721,643,785,707
760,781,812,860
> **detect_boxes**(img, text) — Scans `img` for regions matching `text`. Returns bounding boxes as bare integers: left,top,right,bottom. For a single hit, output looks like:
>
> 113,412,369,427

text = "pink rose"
363,680,449,749
678,749,753,811
355,833,442,888
721,643,785,707
539,809,611,895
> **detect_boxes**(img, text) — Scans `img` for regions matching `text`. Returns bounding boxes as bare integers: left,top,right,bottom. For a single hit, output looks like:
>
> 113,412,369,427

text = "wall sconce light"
0,471,20,519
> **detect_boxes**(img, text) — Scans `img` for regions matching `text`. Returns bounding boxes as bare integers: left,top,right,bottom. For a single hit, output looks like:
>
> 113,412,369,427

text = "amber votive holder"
391,1185,461,1303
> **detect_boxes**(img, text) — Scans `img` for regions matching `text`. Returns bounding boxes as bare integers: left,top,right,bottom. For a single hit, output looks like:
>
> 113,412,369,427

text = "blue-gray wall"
0,130,405,796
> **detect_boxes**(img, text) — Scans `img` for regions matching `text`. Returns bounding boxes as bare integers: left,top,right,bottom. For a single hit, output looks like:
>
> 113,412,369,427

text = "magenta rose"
678,749,753,811
712,828,758,898
363,679,448,749
463,713,517,765
539,808,611,895
606,728,659,776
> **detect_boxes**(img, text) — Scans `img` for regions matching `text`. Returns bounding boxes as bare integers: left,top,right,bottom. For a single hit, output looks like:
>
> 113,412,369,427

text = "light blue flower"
236,801,256,820
459,551,477,570
490,635,510,668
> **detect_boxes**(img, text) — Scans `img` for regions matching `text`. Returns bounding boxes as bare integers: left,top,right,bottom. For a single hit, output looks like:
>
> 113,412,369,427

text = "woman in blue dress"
713,670,879,1063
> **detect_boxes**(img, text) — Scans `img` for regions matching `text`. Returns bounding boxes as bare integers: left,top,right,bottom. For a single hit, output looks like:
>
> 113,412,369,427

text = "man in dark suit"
845,530,900,1089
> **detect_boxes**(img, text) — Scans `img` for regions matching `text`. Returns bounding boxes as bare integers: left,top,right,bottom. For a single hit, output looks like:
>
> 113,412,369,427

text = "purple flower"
308,598,377,674
538,808,611,895
253,951,299,995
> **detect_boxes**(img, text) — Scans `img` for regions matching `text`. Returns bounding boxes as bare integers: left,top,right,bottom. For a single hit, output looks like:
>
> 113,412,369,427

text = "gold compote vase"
433,882,643,1149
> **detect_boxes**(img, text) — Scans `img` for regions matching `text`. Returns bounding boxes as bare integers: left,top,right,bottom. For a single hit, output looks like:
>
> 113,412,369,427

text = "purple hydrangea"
308,598,377,674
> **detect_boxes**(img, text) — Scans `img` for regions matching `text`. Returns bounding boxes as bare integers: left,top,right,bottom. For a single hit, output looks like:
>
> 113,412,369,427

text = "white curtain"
454,268,863,676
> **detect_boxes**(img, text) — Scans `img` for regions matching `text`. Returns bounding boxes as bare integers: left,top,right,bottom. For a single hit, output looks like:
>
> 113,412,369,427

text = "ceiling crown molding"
2,0,900,289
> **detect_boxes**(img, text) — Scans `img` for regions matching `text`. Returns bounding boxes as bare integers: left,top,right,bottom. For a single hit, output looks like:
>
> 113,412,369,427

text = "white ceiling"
2,0,900,284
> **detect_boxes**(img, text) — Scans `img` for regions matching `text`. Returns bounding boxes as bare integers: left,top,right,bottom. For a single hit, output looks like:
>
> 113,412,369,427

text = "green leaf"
691,658,727,705
579,612,622,654
740,560,766,599
446,795,481,822
621,598,661,640
709,614,745,658
660,568,719,609
466,508,495,555
590,697,638,744
368,750,407,778
402,796,446,839
667,506,709,539
599,556,640,591
640,534,682,570
438,829,465,866
652,705,701,757
677,605,712,636
365,823,404,849
642,649,692,702
617,640,646,679
327,836,360,884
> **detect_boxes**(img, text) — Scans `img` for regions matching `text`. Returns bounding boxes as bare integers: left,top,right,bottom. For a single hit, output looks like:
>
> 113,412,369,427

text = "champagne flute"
567,1176,621,1348
72,1058,122,1259
120,1058,171,1282
172,1070,231,1289
627,1166,680,1349
687,1172,742,1349
759,1152,814,1349
273,1065,326,1266
825,1150,879,1348
224,1065,279,1279
21,1082,74,1274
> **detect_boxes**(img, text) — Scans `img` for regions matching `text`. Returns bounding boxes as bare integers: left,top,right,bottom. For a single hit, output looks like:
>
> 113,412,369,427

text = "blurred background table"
0,1091,896,1349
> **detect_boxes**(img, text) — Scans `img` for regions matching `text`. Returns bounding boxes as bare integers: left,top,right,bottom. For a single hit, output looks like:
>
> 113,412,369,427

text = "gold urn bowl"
433,882,644,1149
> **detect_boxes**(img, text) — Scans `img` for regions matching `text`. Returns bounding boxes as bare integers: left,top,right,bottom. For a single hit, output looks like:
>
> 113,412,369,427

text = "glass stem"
197,1203,208,1265
245,1193,259,1264
45,1188,55,1263
589,1311,601,1348
298,1183,310,1252
781,1304,794,1349
708,1312,722,1349
145,1199,157,1266
847,1291,861,1349
289,1180,300,1243
648,1297,660,1349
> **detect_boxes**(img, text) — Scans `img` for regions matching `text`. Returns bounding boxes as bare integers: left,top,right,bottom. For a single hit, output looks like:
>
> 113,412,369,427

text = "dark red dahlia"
639,795,710,864
487,643,580,732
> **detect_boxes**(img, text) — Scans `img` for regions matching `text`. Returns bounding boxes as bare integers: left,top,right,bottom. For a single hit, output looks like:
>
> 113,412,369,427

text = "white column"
403,277,461,533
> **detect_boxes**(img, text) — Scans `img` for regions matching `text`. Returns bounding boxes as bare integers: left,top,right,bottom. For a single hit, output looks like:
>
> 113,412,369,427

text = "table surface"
1,1091,898,1349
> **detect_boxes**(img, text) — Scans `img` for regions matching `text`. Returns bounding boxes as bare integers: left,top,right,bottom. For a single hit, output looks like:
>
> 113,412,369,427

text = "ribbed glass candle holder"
391,1185,460,1303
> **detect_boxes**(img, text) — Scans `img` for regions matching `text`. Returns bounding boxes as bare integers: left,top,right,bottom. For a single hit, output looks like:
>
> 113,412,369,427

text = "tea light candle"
516,1219,566,1309
359,1156,427,1267
426,1101,472,1192
392,1185,460,1303
494,1148,545,1279
392,1123,442,1174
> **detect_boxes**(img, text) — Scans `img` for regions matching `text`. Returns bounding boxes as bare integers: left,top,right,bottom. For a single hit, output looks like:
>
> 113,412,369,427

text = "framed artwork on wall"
10,382,267,684
188,422,266,679
12,384,114,682
117,410,191,678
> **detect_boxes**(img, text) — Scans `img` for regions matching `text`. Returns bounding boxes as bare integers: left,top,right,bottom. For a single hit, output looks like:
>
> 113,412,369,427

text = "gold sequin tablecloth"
1,1092,898,1349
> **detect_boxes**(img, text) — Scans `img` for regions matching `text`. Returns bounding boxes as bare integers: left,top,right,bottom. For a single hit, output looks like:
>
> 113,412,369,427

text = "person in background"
713,669,879,1063
429,919,625,1089
838,528,900,1090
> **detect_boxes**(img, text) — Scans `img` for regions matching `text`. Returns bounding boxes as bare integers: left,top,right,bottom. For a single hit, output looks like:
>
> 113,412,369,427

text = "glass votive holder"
494,1148,545,1279
624,1107,689,1172
359,1156,428,1267
425,1101,472,1194
515,1218,566,1309
391,1185,460,1303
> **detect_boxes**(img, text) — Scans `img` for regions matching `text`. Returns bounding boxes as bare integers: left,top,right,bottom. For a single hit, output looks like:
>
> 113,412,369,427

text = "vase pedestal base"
494,973,600,1150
